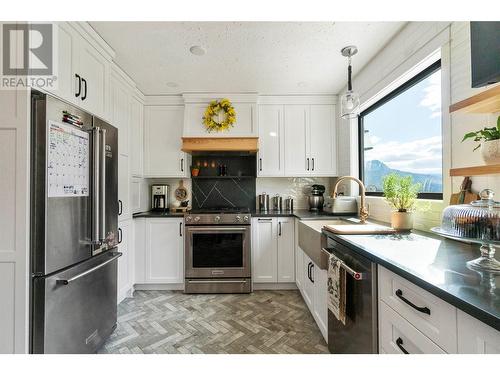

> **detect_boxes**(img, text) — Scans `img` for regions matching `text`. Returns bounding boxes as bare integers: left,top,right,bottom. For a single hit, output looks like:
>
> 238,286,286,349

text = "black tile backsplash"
192,177,256,210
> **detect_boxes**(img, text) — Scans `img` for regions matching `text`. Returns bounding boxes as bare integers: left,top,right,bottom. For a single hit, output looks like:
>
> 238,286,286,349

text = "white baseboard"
117,285,134,304
252,282,298,290
134,283,184,291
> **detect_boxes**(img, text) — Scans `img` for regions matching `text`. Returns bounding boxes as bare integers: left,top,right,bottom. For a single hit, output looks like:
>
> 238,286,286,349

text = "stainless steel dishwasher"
323,234,378,354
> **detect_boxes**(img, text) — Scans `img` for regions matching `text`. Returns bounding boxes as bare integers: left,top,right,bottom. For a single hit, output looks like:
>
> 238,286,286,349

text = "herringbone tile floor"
99,290,329,354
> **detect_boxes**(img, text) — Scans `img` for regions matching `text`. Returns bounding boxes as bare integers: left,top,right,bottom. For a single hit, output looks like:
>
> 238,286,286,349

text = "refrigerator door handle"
56,253,122,285
99,128,107,244
92,127,101,248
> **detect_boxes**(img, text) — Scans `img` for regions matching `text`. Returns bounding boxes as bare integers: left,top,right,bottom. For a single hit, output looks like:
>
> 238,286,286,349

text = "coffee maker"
151,185,169,211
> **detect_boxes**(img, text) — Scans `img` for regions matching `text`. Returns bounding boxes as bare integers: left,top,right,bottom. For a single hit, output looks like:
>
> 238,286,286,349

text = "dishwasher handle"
322,248,365,280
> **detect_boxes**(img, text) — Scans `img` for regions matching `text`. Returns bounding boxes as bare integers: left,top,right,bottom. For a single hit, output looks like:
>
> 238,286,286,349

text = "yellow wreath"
202,98,236,132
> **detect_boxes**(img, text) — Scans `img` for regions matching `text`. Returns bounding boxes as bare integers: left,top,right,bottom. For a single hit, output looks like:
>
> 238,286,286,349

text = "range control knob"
235,215,242,222
243,216,249,222
186,216,192,222
214,215,221,223
194,216,201,222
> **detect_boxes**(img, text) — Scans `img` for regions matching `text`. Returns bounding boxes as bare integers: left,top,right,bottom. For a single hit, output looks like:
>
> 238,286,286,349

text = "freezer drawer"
31,251,121,354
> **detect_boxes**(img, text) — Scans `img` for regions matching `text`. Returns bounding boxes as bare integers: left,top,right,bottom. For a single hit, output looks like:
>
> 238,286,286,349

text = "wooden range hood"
181,137,259,153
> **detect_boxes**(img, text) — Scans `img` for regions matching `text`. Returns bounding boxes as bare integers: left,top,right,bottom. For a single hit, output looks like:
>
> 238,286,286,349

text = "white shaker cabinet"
283,105,336,177
117,220,132,303
110,73,131,157
277,217,295,282
252,218,278,283
118,154,130,221
284,105,309,176
257,105,284,176
252,217,295,284
457,310,500,354
309,105,336,176
144,106,188,178
130,96,144,177
145,218,184,284
76,39,108,119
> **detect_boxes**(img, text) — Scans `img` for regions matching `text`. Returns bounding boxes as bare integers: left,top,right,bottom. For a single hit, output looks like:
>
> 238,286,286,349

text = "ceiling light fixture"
189,45,206,56
340,45,360,120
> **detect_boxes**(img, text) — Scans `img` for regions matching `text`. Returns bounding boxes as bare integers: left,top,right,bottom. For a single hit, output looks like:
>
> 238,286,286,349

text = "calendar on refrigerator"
47,120,89,197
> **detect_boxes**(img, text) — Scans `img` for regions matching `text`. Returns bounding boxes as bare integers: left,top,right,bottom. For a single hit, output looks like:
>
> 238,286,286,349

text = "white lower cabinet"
144,218,184,284
296,246,327,342
457,310,500,354
252,217,295,284
379,301,446,354
117,220,133,303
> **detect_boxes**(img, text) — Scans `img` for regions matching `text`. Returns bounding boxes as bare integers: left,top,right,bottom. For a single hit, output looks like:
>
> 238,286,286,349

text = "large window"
359,60,443,200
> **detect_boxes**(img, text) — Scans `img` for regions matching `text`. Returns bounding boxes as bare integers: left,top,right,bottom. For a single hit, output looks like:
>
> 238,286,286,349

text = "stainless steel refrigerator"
30,90,121,354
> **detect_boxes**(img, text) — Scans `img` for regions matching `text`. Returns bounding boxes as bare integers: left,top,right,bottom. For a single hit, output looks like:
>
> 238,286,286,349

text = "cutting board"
449,191,479,205
324,224,396,235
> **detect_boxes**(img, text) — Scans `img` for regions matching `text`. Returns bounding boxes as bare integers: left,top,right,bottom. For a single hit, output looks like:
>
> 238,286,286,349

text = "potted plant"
382,173,421,231
462,115,500,164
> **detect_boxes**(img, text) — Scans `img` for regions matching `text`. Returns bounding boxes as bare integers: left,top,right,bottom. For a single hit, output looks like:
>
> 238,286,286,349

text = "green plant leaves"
382,173,421,212
462,118,500,151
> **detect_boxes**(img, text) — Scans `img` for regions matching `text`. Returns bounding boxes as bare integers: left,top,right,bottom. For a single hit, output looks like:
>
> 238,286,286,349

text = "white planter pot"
481,139,500,164
391,211,413,231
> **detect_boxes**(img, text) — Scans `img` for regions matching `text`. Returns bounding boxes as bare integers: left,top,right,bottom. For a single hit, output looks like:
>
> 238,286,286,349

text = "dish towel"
327,253,347,325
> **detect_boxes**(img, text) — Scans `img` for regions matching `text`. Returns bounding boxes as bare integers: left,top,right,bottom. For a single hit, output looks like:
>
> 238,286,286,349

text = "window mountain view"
364,159,442,193
362,64,443,194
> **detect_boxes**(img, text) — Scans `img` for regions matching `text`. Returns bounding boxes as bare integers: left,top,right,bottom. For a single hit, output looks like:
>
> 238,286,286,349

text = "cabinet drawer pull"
312,158,315,171
278,221,282,236
306,158,310,171
118,200,123,216
395,289,431,315
258,218,272,222
179,222,183,237
259,158,262,172
310,263,314,283
396,337,409,354
118,228,123,244
180,158,184,172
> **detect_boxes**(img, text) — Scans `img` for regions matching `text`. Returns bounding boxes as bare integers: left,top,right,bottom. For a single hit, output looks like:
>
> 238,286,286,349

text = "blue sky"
364,70,442,175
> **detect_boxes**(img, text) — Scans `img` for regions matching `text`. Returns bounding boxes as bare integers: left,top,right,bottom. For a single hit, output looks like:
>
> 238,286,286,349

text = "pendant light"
340,45,360,120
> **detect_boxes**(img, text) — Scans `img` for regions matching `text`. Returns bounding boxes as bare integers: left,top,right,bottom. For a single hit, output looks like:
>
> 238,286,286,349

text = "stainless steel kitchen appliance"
308,184,326,211
184,209,252,293
323,234,378,353
30,91,121,354
151,184,169,211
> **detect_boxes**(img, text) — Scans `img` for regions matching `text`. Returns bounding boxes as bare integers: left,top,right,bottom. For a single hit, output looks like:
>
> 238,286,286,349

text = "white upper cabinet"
284,105,309,176
144,106,188,177
257,105,284,177
130,96,144,177
283,104,336,177
45,22,78,102
110,72,131,156
309,105,336,176
77,39,108,118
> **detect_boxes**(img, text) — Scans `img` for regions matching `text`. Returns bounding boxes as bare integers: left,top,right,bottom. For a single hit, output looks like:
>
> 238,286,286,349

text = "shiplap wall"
338,21,500,231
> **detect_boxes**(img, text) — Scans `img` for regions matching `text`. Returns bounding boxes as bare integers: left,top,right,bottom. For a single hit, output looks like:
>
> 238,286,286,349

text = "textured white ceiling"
90,22,405,95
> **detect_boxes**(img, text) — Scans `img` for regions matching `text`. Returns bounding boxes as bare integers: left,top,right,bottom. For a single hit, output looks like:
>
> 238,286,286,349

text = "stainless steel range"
184,210,252,293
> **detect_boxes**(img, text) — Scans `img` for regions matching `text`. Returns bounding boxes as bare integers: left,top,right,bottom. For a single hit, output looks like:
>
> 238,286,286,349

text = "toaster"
323,196,358,215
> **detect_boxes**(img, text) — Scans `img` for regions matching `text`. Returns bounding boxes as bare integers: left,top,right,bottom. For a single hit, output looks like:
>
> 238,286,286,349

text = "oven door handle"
186,227,249,232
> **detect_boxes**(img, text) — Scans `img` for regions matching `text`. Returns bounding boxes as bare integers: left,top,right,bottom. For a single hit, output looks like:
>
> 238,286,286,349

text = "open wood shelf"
450,164,500,177
449,85,500,113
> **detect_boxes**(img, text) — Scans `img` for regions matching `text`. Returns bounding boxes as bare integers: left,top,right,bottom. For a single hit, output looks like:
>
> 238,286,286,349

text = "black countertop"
132,211,185,218
323,229,500,331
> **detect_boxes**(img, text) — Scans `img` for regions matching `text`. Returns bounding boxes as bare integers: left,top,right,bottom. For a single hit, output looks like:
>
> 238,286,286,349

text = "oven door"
185,226,251,278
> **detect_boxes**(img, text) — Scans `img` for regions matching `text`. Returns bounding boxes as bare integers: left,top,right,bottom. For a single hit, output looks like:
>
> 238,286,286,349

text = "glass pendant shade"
340,90,360,119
